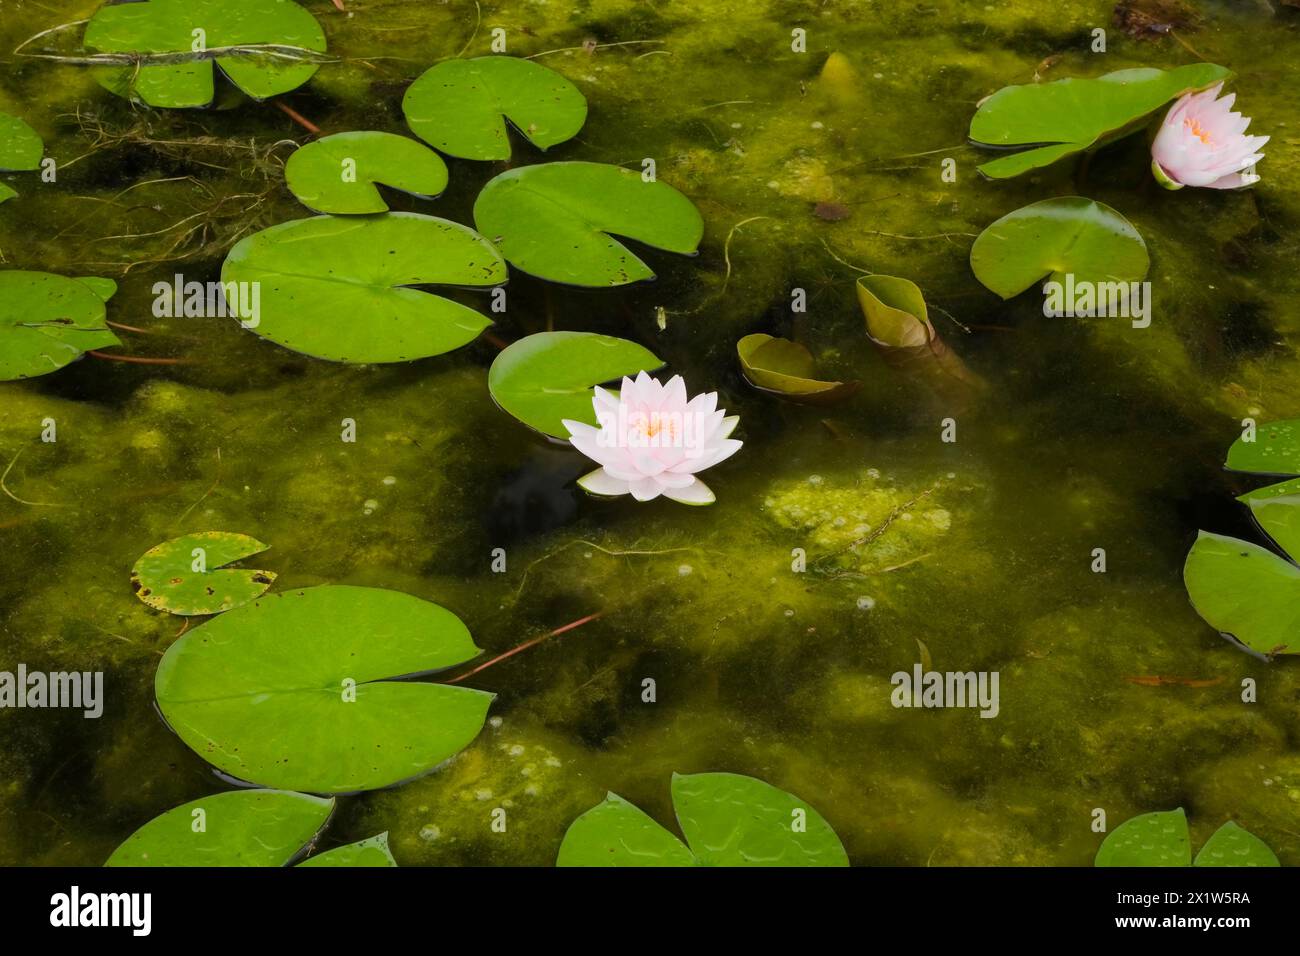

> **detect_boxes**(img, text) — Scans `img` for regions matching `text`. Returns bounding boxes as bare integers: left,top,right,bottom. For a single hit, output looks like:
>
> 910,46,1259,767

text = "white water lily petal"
577,468,631,497
663,477,716,506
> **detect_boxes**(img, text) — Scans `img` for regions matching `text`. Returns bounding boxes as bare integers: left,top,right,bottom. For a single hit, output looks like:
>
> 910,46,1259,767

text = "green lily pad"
969,197,1149,301
855,274,935,348
557,772,849,867
402,56,587,161
1226,418,1300,476
284,132,449,215
0,271,120,381
473,162,704,287
106,789,333,867
155,585,494,793
1096,810,1277,867
488,331,663,439
970,64,1231,178
221,213,506,363
131,531,276,616
83,0,327,109
0,112,43,203
1183,531,1300,658
298,832,398,867
737,334,859,404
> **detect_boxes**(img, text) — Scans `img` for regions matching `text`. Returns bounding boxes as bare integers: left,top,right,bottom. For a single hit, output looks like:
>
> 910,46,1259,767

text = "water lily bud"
1151,82,1267,190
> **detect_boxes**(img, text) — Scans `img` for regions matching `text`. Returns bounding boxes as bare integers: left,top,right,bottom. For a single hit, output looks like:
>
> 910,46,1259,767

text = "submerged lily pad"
298,832,397,867
737,334,859,404
0,271,120,381
970,64,1231,178
0,112,43,204
473,162,704,286
557,772,849,867
402,56,587,161
970,197,1149,300
155,585,494,793
131,532,276,616
488,331,663,439
284,132,449,215
106,789,333,867
83,0,327,109
1096,809,1277,866
221,213,506,363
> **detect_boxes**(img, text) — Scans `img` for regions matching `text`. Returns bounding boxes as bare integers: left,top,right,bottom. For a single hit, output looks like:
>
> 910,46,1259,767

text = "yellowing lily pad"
855,274,935,348
131,531,276,616
737,333,859,404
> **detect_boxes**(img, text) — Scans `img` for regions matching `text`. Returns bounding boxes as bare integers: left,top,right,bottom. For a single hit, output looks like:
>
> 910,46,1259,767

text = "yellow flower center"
1183,117,1214,146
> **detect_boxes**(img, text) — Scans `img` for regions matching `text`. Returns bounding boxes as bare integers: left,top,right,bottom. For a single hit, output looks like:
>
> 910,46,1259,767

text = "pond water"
2,0,1299,866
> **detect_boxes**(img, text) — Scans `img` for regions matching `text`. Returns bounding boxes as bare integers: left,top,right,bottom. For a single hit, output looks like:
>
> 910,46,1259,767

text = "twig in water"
87,351,196,365
1,449,72,508
444,612,604,684
273,100,321,135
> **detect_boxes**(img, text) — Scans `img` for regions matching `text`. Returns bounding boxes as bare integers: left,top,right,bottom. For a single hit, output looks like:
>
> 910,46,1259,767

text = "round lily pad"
155,585,494,793
557,772,849,867
1193,821,1279,867
473,162,704,287
106,789,333,867
298,832,397,867
0,271,120,381
221,213,506,363
83,0,327,109
969,197,1149,301
0,112,43,202
131,531,276,616
488,331,663,438
1183,531,1300,658
737,333,858,404
1095,809,1191,866
1226,418,1300,476
284,132,449,215
402,56,587,161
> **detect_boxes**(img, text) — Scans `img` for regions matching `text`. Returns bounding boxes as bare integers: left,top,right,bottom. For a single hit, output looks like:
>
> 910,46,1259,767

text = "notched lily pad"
0,271,120,381
298,832,398,867
1096,809,1277,867
0,112,43,203
402,56,587,161
131,531,276,616
737,333,858,404
284,132,449,215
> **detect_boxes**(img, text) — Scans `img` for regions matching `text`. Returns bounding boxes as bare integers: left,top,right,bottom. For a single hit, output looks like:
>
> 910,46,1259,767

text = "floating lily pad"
1226,418,1300,477
970,64,1231,178
855,274,935,348
0,271,120,381
970,197,1149,300
284,132,449,215
131,531,276,616
473,162,704,286
488,331,663,439
298,832,397,867
221,213,506,363
106,789,333,867
403,56,587,161
0,112,43,203
737,334,859,404
84,0,327,109
557,772,849,867
155,585,494,793
1096,809,1276,867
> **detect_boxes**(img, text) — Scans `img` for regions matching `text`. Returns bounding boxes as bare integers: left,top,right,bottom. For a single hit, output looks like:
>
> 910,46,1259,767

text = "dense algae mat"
3,0,1300,865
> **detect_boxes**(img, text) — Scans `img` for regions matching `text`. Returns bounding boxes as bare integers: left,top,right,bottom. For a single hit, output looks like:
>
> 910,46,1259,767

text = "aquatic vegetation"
564,372,742,505
130,531,275,615
0,271,119,380
154,586,494,792
557,772,848,866
402,56,587,161
284,132,449,214
473,162,704,286
737,333,859,404
0,111,42,204
1151,83,1268,190
969,64,1230,179
221,213,506,362
970,198,1149,301
488,331,662,438
296,832,397,868
1095,809,1278,867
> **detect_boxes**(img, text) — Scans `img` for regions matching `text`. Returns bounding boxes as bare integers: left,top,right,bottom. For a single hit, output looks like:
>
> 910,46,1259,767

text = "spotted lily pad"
0,112,43,204
557,772,849,867
131,531,276,616
489,331,663,439
106,789,333,866
1096,809,1277,867
221,213,506,362
298,832,397,867
155,585,494,793
473,162,704,286
83,0,327,109
737,334,858,404
0,271,120,381
402,56,587,161
970,197,1149,301
284,132,449,215
970,64,1231,178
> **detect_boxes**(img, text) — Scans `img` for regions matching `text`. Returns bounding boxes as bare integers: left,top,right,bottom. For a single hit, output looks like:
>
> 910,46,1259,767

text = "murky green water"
2,0,1300,866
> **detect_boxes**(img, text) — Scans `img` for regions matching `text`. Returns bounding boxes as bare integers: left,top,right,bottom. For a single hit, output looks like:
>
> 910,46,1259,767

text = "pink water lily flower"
563,372,741,505
1151,82,1268,190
